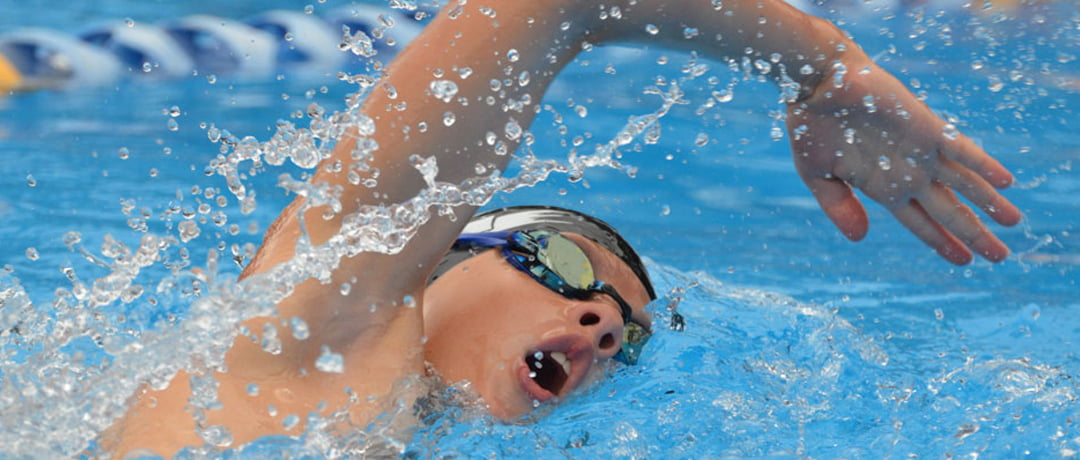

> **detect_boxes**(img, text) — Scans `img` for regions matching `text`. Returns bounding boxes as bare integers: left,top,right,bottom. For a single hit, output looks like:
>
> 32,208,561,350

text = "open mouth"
526,350,571,396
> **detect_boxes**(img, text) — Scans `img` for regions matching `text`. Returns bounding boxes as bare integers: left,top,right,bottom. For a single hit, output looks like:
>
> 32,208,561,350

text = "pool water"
1,0,1078,457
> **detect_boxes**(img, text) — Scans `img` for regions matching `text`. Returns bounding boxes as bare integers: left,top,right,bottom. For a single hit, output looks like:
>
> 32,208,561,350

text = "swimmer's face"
422,233,652,419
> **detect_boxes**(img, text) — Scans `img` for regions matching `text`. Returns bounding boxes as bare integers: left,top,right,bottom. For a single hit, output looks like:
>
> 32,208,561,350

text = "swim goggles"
452,230,651,365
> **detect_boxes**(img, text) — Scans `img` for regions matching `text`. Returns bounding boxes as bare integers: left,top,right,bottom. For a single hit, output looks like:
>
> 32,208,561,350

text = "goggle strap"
453,232,510,249
595,282,633,324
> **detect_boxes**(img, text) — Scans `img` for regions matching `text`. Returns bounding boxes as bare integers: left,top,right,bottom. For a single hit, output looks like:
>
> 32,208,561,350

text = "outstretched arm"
595,0,1022,264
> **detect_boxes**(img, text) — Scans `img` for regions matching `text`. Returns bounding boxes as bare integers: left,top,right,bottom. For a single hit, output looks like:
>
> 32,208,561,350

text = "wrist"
792,18,867,103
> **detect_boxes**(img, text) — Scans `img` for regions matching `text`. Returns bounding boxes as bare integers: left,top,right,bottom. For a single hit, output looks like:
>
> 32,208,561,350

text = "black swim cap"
430,206,656,300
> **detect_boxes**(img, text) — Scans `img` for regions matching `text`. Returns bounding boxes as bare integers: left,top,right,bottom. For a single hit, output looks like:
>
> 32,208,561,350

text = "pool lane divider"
0,5,434,94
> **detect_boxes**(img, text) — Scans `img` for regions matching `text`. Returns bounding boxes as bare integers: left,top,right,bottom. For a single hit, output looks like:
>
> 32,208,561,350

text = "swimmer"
102,0,1022,456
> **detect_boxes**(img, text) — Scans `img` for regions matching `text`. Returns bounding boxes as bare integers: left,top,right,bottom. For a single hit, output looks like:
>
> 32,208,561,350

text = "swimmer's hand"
786,52,1023,264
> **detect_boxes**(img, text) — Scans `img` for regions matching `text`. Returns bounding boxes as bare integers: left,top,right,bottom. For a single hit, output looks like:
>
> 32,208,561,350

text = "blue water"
1,0,1078,457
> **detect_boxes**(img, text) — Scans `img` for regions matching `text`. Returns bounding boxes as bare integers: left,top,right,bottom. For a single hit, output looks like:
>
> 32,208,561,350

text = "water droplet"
25,174,36,187
429,79,459,103
645,24,659,35
166,119,179,132
574,105,588,118
862,95,877,113
25,247,38,261
124,17,135,27
282,414,301,431
304,4,315,14
517,71,530,87
198,425,233,447
507,49,520,62
844,128,856,144
934,308,945,320
290,317,310,340
315,346,345,373
694,132,709,147
403,294,417,308
457,66,473,79
710,0,723,10
878,155,892,170
504,119,523,141
142,62,153,73
942,123,960,141
712,89,733,103
831,61,847,88
769,125,784,141
178,220,200,242
442,111,456,127
246,383,259,396
660,205,671,216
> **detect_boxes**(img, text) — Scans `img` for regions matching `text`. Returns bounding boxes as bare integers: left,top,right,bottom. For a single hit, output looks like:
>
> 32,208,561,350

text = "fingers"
937,158,1024,226
890,199,974,265
942,133,1015,189
802,175,869,241
915,183,1011,263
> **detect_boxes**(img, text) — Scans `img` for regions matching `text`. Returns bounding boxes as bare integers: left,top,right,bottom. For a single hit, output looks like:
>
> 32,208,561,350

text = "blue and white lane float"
0,5,431,93
0,28,122,90
80,21,196,79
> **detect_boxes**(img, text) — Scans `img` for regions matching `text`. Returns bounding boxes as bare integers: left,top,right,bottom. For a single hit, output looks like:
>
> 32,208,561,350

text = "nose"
574,303,624,359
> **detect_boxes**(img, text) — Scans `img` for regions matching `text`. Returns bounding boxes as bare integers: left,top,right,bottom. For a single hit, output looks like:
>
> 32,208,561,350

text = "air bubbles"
25,247,39,261
246,383,259,396
142,62,153,73
878,155,892,171
442,111,456,127
457,66,473,79
403,294,417,308
166,119,179,132
25,174,36,187
710,0,723,10
645,24,659,35
118,147,130,160
507,49,520,62
124,17,135,27
574,105,588,118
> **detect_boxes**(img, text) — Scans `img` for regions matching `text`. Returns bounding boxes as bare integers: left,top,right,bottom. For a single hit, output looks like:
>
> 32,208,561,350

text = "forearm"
601,0,854,96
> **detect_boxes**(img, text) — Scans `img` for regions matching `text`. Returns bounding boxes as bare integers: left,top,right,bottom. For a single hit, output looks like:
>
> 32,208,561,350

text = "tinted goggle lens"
505,230,651,365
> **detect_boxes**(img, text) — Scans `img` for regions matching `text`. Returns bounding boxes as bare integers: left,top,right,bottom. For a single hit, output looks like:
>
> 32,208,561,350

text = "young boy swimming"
102,0,1021,456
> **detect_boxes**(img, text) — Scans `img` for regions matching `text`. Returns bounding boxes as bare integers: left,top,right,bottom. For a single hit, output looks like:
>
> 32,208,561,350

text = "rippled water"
1,0,1078,457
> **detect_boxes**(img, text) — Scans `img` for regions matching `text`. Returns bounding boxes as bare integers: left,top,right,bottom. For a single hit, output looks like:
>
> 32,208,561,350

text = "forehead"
560,233,653,329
